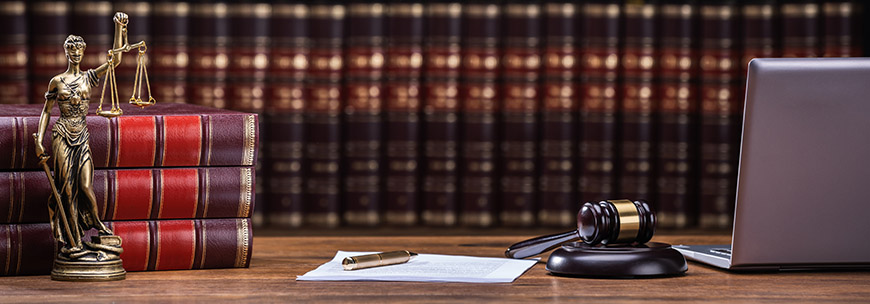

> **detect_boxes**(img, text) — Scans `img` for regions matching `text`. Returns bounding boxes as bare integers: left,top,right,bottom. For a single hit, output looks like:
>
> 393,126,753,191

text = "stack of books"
0,103,256,276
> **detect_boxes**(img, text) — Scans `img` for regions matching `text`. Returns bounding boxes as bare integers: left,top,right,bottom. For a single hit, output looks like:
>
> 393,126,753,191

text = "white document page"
296,251,539,283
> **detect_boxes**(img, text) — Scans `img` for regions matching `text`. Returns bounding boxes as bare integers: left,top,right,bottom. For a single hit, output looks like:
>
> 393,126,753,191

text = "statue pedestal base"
51,259,126,281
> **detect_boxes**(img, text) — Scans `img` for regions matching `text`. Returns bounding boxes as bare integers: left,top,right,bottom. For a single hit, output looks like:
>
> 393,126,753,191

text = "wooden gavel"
505,199,656,259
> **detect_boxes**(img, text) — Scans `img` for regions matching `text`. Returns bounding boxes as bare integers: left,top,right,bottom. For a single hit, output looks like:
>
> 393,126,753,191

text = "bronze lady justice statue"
33,12,148,281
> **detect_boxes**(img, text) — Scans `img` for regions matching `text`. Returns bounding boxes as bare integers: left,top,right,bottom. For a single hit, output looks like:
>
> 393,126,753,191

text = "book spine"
305,4,345,227
499,3,540,227
151,2,190,104
657,1,698,229
343,3,385,226
459,3,500,227
0,167,254,224
699,2,740,229
781,1,821,58
579,2,621,204
383,3,424,226
28,1,69,104
538,3,578,227
265,3,309,228
619,2,657,206
421,3,461,227
0,218,252,275
113,1,151,103
189,2,229,109
823,1,862,57
741,1,778,84
0,110,258,170
0,1,29,105
72,1,112,74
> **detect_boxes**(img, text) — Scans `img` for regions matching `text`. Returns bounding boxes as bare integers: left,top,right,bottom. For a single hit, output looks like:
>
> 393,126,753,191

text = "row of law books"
0,103,256,276
0,1,864,230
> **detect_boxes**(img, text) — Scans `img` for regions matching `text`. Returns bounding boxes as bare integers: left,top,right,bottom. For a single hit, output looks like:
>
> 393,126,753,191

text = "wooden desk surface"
1,235,868,303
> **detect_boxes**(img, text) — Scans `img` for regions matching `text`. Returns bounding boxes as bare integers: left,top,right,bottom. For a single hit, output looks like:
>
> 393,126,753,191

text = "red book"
699,1,741,229
781,1,821,58
343,3,385,226
189,2,230,109
578,2,621,204
421,2,462,227
657,1,698,229
539,3,579,227
264,3,309,228
823,1,862,57
150,2,190,104
27,1,70,105
0,103,258,170
0,166,254,224
383,3,424,226
0,1,28,105
0,218,252,276
619,2,657,207
113,1,151,104
305,4,345,227
500,3,540,227
459,3,500,227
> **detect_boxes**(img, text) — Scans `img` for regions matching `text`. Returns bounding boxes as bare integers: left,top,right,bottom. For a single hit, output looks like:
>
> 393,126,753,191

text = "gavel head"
577,199,656,245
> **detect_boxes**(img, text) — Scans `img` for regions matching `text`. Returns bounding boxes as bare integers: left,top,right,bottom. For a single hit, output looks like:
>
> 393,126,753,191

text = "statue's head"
63,35,86,65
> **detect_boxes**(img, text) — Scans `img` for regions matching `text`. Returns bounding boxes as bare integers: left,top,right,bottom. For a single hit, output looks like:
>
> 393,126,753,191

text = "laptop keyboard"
711,248,732,256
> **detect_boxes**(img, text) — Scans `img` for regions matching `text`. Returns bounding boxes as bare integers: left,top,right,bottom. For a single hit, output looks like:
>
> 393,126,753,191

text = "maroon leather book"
538,3,578,227
421,2,461,227
699,1,741,229
72,1,112,75
781,1,821,58
305,4,345,227
823,1,862,57
499,2,540,227
264,3,308,228
383,3,423,226
150,1,190,104
742,1,778,71
27,1,70,104
228,3,270,113
656,1,698,229
0,166,254,224
189,2,229,109
0,103,258,170
0,218,252,276
460,2,500,227
619,1,657,208
0,1,28,105
113,1,151,104
578,2,621,204
343,3,385,226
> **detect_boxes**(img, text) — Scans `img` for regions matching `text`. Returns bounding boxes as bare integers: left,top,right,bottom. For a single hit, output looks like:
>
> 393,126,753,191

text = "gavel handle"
504,230,579,259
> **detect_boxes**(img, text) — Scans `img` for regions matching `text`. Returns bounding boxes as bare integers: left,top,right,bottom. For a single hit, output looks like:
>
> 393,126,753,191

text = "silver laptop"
674,58,870,270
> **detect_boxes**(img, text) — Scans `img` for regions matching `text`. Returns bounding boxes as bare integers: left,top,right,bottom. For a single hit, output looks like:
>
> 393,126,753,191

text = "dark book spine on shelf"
72,1,112,76
741,1,778,81
538,3,578,227
264,3,309,228
656,2,698,229
459,3,500,227
113,1,151,103
28,1,69,104
343,3,385,226
0,166,254,224
619,1,657,207
781,1,821,58
499,3,540,227
578,2,621,204
189,2,229,109
0,1,28,105
305,4,345,227
823,1,862,57
0,218,252,276
421,2,461,226
383,3,423,226
0,104,258,170
699,2,740,229
151,1,190,104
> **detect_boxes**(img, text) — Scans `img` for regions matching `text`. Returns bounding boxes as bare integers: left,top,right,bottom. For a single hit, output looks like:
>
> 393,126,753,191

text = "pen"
342,250,418,271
